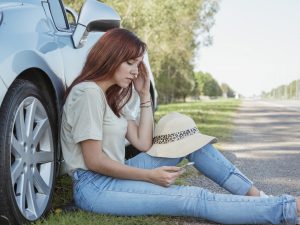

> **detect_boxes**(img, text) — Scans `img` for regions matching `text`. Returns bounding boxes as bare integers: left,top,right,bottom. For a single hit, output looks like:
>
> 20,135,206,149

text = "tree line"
64,0,236,103
262,79,300,99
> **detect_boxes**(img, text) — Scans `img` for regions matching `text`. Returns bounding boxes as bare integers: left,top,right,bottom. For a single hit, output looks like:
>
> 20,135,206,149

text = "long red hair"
65,28,147,117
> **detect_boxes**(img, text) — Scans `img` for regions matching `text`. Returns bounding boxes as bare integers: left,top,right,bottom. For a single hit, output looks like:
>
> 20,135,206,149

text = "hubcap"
10,97,54,221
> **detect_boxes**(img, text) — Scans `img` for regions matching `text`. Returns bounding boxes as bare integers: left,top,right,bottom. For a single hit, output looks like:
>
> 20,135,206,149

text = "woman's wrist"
144,169,154,183
140,97,152,109
139,92,151,102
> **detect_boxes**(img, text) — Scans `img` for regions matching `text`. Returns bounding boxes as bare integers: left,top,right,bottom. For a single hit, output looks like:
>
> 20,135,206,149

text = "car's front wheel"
0,79,57,224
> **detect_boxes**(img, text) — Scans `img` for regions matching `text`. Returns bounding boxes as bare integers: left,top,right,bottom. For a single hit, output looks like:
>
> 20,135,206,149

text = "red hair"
65,28,147,117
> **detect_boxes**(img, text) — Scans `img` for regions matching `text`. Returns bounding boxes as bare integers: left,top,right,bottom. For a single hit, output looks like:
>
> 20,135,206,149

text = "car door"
45,0,105,87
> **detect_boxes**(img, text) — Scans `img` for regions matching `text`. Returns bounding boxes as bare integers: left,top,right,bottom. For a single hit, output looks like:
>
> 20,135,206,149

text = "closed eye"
127,57,143,66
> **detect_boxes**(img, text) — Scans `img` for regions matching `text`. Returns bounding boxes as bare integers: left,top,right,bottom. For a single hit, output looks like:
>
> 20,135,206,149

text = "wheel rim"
10,97,54,221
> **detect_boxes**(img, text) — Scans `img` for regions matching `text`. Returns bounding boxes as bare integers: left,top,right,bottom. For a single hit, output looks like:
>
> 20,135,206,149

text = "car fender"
0,49,65,103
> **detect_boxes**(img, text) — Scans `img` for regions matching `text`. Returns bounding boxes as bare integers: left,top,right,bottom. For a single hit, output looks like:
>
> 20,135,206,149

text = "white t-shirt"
61,82,133,176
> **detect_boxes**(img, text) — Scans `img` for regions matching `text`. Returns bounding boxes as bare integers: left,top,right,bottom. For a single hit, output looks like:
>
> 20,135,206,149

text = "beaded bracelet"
140,105,152,108
140,100,151,106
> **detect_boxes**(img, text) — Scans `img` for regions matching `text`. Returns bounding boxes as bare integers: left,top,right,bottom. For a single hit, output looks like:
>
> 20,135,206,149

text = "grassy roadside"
33,98,241,225
155,99,241,143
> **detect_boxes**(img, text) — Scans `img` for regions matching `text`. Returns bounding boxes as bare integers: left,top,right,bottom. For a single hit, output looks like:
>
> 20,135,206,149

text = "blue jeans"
72,144,297,224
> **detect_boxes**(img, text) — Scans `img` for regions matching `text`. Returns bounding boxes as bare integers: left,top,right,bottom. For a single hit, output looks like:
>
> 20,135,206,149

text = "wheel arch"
15,67,64,175
1,50,65,119
17,67,65,110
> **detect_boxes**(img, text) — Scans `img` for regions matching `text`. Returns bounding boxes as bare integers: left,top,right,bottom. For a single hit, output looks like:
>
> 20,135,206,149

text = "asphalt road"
186,99,300,225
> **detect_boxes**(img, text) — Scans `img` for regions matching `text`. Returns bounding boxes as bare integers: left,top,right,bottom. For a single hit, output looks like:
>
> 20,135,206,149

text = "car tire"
0,79,57,224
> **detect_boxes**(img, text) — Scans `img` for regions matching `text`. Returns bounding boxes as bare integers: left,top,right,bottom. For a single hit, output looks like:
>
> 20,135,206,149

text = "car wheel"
0,79,57,224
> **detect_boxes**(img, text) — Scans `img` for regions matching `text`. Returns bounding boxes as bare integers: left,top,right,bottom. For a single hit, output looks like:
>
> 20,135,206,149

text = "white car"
0,0,157,224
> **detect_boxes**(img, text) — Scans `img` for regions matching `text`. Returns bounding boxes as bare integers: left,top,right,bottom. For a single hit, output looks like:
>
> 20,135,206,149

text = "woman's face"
112,56,143,88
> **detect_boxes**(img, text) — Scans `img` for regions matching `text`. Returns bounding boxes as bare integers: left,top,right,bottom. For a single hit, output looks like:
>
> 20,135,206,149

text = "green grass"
33,98,241,225
35,212,171,225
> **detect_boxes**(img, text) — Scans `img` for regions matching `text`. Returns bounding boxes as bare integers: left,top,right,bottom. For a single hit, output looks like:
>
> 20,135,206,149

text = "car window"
65,7,78,30
48,0,69,30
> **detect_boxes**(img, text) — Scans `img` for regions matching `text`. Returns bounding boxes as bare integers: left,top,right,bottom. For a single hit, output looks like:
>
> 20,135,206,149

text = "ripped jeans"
72,144,297,224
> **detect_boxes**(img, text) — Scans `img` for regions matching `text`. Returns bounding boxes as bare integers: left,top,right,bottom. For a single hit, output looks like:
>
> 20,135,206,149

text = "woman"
61,28,300,224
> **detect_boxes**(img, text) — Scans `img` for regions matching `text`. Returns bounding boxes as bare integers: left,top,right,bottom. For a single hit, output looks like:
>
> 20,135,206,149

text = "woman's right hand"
148,166,183,187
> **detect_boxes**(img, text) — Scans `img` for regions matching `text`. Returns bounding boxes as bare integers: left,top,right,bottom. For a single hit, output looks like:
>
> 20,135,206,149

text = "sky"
195,0,300,97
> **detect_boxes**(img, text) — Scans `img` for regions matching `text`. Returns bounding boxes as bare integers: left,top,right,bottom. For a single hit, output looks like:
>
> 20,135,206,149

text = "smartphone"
180,162,195,170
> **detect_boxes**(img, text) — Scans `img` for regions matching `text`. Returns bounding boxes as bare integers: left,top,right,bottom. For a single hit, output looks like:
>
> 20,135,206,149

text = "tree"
221,83,235,98
156,57,194,103
194,71,222,97
262,79,300,99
